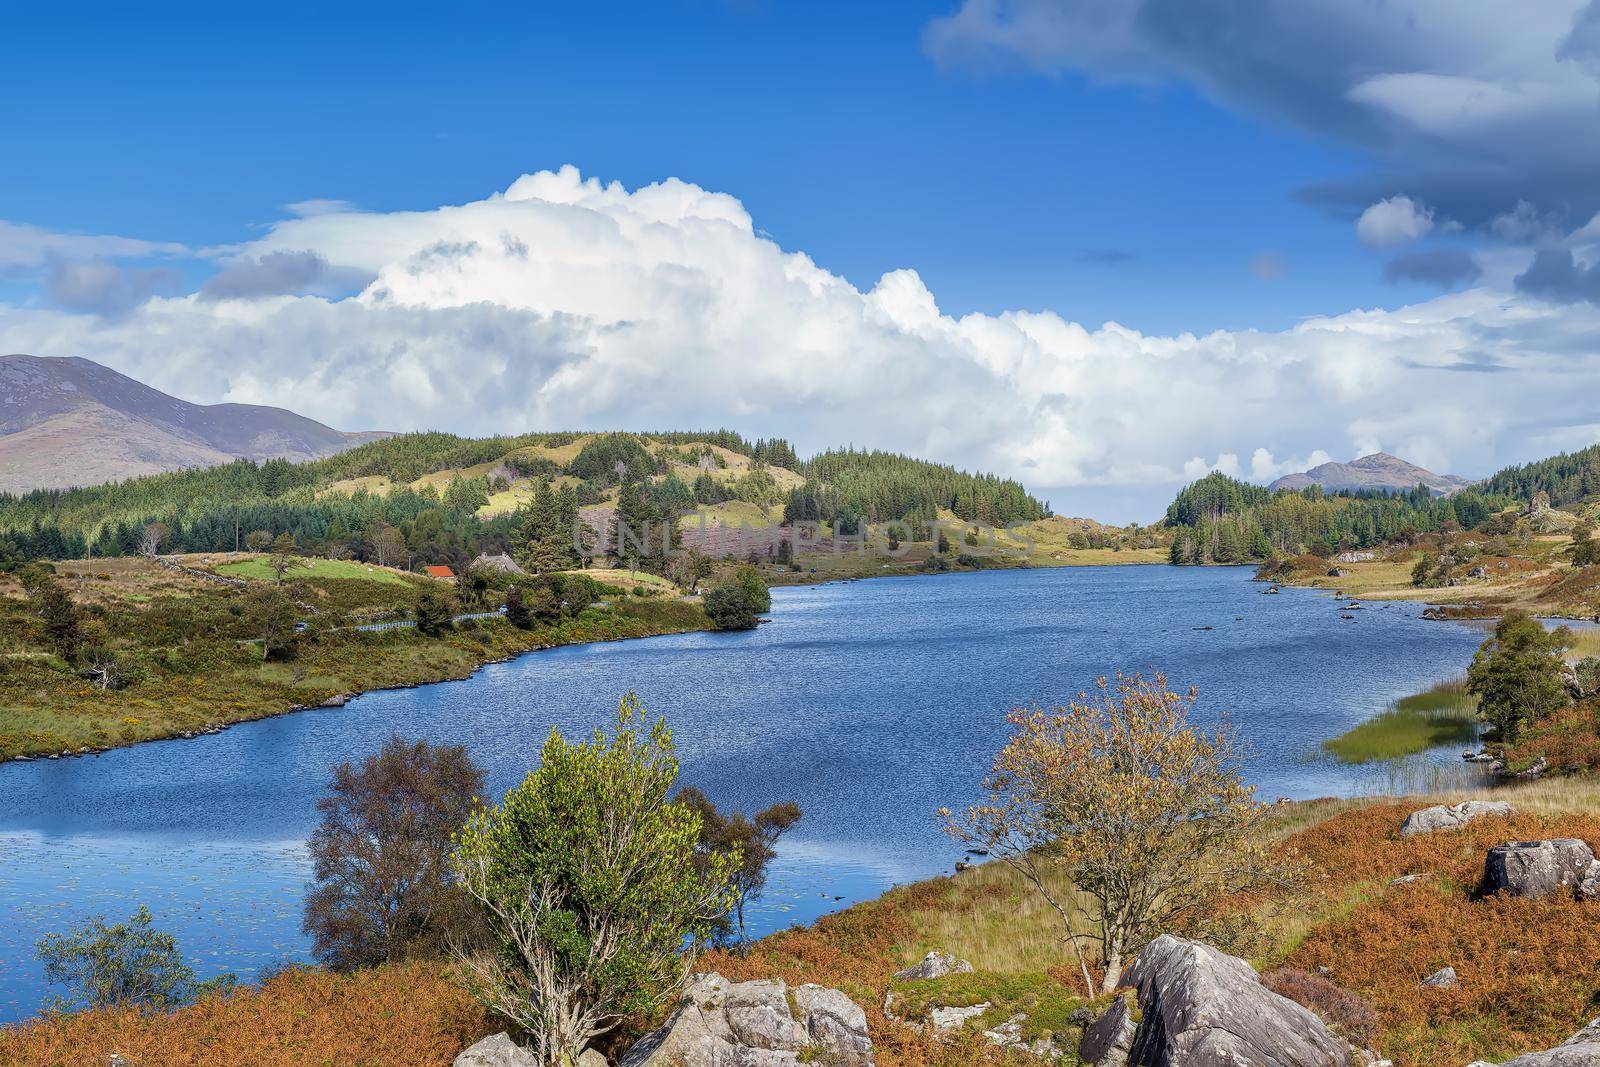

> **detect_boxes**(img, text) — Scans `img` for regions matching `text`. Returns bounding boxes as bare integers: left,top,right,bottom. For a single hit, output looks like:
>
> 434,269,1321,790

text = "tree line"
1165,472,1513,564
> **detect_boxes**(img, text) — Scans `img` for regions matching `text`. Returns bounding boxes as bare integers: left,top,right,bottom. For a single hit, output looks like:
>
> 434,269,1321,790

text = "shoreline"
0,606,711,766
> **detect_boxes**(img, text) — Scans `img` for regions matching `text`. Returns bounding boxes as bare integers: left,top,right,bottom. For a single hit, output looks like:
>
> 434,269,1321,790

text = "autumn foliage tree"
303,738,486,971
941,673,1289,997
676,787,801,953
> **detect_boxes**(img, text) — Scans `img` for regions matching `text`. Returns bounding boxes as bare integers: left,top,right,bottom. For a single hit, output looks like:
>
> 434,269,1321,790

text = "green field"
1323,678,1480,763
215,557,413,586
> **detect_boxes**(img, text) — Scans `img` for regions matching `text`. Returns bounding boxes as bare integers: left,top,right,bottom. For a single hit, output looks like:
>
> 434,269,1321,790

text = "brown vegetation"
0,961,491,1067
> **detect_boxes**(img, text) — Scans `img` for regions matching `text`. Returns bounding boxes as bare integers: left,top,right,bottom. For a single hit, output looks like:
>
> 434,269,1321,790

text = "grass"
214,556,412,586
1323,679,1480,764
7,780,1600,1065
0,558,711,760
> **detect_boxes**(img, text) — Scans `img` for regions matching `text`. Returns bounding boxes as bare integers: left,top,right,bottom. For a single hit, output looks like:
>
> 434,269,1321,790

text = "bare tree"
138,522,169,557
371,525,406,569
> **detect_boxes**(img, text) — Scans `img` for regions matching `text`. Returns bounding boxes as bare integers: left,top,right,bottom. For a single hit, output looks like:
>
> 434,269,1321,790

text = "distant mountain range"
0,354,388,493
1268,452,1475,496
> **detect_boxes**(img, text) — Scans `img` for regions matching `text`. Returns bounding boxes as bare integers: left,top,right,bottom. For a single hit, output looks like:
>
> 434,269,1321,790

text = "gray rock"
577,1052,606,1067
984,1013,1062,1059
1079,992,1136,1067
1419,966,1458,989
1398,800,1514,837
929,1002,990,1034
1078,935,1353,1067
1468,1016,1600,1066
1483,839,1599,899
892,950,973,982
454,1033,540,1067
620,972,874,1067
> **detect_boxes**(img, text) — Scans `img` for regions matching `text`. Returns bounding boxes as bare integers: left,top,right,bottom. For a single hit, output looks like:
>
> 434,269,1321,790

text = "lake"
0,565,1489,1022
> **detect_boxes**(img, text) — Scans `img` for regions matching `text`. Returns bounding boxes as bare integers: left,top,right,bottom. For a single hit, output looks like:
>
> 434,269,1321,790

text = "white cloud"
0,221,186,269
1356,196,1435,247
4,166,1600,520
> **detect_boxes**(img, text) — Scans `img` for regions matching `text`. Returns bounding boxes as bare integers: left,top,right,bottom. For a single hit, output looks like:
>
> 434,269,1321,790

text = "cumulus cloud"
1383,248,1482,287
199,251,369,301
1515,246,1600,304
44,258,180,317
925,0,1600,231
1357,196,1435,248
6,166,1600,519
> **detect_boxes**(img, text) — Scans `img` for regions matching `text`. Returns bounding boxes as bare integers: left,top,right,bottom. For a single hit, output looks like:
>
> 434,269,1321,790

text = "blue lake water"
0,565,1489,1022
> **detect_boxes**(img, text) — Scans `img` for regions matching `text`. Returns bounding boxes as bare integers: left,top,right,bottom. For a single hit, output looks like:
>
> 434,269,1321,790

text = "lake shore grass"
1323,678,1479,763
9,779,1596,1066
0,556,711,762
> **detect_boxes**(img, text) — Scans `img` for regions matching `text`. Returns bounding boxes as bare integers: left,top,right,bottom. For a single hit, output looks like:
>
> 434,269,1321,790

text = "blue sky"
4,2,1394,334
4,2,1600,520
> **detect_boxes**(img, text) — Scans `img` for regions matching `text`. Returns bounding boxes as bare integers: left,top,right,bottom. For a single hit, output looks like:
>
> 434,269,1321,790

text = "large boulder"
1468,1017,1600,1066
1078,936,1357,1067
1398,800,1513,838
620,973,874,1067
1483,840,1600,900
455,1034,538,1067
892,950,973,982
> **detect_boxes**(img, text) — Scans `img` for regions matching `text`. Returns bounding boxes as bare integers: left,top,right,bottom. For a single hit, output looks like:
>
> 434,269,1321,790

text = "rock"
319,693,349,708
1468,1015,1600,1066
892,950,973,982
1419,966,1458,989
1398,800,1514,837
929,1002,990,1034
984,1013,1062,1059
454,1033,539,1067
1483,839,1600,899
620,973,874,1067
1079,992,1137,1067
576,1052,605,1067
1389,873,1426,886
1077,935,1353,1067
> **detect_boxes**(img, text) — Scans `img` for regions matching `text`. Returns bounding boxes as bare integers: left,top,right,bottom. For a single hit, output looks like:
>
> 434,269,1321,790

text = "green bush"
705,586,758,631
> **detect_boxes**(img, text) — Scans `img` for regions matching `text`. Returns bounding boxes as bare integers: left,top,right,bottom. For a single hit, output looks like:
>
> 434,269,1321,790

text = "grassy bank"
9,779,1596,1066
0,556,710,761
1323,679,1480,763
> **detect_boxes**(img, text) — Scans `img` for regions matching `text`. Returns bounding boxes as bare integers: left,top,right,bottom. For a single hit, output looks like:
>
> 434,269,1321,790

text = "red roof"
424,565,455,578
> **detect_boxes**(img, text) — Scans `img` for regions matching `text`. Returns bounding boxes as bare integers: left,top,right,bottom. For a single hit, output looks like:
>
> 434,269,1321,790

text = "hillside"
0,427,1054,567
0,354,388,492
1269,452,1474,496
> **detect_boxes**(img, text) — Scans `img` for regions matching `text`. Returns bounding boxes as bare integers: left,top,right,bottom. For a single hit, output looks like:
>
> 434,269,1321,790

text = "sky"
4,1,1600,522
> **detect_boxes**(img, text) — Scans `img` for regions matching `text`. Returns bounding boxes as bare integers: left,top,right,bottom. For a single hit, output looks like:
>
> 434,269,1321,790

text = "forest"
1163,472,1515,564
0,431,1049,568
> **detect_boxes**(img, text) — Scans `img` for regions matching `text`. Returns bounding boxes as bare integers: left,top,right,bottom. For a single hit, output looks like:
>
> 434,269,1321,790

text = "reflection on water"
0,566,1488,1021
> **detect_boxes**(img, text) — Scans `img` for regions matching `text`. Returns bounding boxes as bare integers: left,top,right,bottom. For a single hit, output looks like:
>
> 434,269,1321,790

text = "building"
424,564,455,579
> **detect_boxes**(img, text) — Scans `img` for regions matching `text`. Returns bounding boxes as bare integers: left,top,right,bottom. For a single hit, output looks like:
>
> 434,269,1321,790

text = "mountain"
1267,452,1474,496
0,354,388,493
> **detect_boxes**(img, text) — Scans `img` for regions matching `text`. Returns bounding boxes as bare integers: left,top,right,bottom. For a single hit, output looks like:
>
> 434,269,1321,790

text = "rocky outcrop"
454,1034,538,1067
892,950,973,982
1398,800,1513,837
1483,840,1600,900
620,973,873,1067
1077,936,1363,1067
1468,1017,1600,1066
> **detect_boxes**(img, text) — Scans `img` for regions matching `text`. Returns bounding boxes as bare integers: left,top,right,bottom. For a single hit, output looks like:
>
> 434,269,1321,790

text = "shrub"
1261,968,1379,1046
414,588,455,636
303,737,486,971
36,906,197,1013
676,787,802,952
705,585,758,631
452,695,737,1065
1466,610,1572,741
